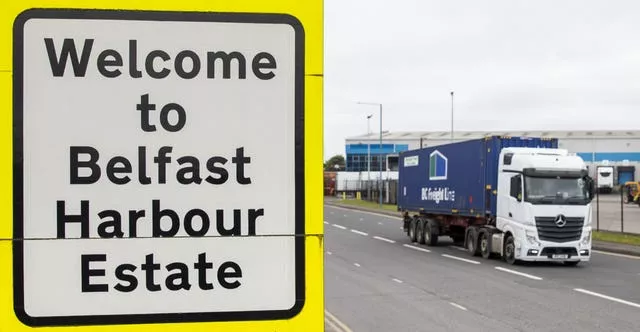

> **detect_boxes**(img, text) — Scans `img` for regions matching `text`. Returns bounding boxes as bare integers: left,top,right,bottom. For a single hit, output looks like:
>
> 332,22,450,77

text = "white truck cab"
495,147,594,265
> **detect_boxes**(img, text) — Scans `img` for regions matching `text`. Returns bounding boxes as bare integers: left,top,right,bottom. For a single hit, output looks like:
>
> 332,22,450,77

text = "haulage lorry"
397,136,596,266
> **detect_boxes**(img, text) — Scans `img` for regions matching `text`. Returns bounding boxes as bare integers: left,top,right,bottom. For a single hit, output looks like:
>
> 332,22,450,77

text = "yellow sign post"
0,1,323,331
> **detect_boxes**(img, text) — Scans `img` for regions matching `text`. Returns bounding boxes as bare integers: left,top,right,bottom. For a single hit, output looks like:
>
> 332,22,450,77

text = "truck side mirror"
586,176,596,201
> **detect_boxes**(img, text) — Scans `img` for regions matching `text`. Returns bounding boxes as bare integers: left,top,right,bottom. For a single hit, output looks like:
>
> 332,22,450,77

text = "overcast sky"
323,0,640,160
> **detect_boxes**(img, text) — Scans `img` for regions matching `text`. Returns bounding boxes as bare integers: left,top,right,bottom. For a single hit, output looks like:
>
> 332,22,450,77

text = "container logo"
421,187,456,203
429,150,448,180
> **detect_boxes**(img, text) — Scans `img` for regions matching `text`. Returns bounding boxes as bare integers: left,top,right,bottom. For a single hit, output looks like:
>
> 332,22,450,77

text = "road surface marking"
332,224,347,230
353,263,361,267
403,244,431,253
449,245,467,252
350,229,369,236
495,267,542,280
592,250,640,260
325,317,341,332
324,221,329,224
392,278,403,284
449,302,468,311
373,236,396,244
343,214,347,217
325,205,402,220
574,288,640,309
327,251,332,255
378,222,383,225
442,254,481,265
325,310,354,332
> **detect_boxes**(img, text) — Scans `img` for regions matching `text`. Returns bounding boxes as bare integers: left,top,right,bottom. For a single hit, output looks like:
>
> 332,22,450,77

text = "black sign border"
12,7,305,327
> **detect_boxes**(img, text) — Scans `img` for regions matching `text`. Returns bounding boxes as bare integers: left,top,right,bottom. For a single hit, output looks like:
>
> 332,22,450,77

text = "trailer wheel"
424,220,439,246
416,219,426,244
466,231,480,256
503,234,517,265
409,217,418,242
479,231,491,259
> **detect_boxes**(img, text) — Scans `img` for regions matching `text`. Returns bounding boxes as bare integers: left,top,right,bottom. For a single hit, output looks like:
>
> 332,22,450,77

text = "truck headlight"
581,230,591,245
525,230,540,246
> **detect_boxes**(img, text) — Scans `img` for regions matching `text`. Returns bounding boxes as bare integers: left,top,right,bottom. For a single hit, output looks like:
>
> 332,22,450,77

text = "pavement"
323,203,640,332
326,200,640,257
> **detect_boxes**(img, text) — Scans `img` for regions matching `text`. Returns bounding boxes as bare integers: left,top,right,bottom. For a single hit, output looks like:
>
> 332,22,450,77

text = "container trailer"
397,136,595,266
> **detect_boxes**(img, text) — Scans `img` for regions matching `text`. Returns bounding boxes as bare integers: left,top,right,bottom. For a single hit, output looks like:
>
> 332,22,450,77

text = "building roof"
346,130,640,141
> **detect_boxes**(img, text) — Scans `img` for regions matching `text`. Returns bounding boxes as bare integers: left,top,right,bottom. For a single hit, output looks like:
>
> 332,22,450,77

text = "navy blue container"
397,136,558,218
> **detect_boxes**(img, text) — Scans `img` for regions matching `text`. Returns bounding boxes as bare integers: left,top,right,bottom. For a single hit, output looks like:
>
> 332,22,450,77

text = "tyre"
503,234,517,265
563,260,580,267
408,217,417,242
479,231,491,259
416,219,426,245
467,231,479,256
424,220,439,246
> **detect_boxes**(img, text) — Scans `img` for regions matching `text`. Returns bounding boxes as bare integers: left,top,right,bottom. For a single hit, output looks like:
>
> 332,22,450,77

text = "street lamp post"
450,91,454,143
358,102,383,208
366,114,373,200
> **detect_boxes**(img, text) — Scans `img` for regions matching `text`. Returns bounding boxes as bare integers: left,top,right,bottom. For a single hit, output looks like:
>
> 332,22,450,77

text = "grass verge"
593,230,640,246
334,199,640,247
335,199,399,213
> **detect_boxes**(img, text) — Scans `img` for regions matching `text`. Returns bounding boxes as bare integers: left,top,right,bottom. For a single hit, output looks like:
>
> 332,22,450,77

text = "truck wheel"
466,231,480,256
416,219,426,244
503,235,517,265
424,221,438,246
408,217,418,242
480,232,491,259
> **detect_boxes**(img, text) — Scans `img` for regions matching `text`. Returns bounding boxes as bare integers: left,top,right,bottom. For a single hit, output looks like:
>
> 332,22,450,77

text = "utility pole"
366,114,372,200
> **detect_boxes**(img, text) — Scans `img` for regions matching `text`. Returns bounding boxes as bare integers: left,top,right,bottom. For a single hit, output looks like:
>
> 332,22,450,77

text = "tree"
324,154,345,171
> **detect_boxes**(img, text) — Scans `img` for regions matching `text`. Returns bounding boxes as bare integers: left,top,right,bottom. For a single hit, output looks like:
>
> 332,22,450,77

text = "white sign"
404,155,419,167
14,9,304,326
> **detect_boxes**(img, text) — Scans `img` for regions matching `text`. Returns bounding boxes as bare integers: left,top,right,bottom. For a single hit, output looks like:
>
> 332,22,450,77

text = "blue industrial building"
345,130,640,184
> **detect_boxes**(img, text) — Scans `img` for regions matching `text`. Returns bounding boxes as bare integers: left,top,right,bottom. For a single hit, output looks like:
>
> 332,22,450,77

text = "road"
324,205,640,332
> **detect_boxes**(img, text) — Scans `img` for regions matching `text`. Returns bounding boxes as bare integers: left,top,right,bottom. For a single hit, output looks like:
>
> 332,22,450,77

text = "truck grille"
535,216,584,243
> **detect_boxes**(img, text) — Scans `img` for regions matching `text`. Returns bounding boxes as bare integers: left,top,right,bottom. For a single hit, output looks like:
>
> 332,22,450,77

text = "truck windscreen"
524,176,589,205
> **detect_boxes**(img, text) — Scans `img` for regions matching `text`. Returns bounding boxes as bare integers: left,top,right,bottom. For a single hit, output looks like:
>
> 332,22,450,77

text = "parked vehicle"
622,181,639,204
596,166,614,194
397,136,595,266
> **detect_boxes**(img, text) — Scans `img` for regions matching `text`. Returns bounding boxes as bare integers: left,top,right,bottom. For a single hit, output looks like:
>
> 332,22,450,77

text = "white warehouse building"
344,130,640,185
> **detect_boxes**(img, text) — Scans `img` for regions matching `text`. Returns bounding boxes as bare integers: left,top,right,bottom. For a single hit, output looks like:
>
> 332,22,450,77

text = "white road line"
403,244,431,253
574,288,640,309
325,317,341,332
378,222,383,225
359,218,364,221
353,263,361,267
327,251,332,255
392,278,403,284
442,254,481,265
495,267,543,280
449,245,467,252
449,302,468,311
324,221,329,224
373,236,396,244
325,310,354,332
332,224,347,230
343,214,347,217
350,229,369,236
326,205,402,220
592,250,640,260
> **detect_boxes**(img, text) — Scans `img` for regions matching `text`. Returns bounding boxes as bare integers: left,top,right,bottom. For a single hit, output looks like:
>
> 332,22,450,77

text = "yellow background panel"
0,0,323,331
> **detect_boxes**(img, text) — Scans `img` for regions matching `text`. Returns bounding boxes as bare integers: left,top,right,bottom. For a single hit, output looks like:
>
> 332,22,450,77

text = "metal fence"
336,179,399,205
335,180,640,235
593,186,640,234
